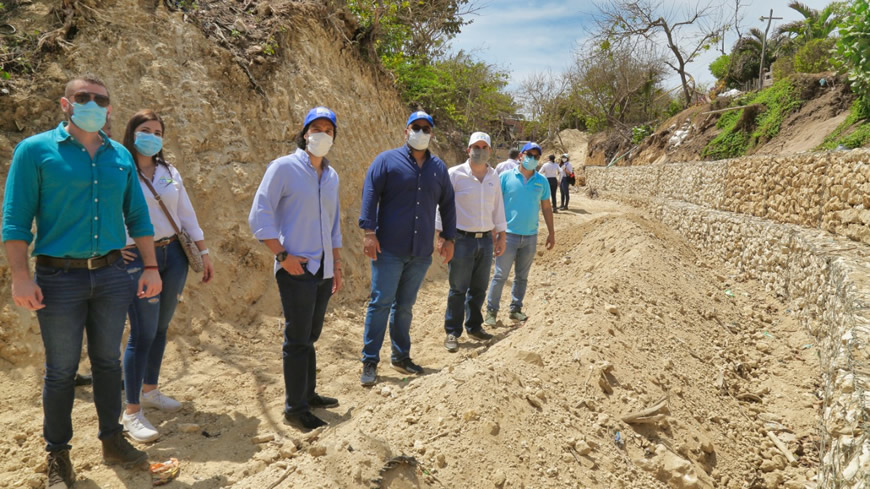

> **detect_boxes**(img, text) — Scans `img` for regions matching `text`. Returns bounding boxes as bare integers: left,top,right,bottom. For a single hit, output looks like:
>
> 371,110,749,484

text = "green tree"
710,54,730,80
794,37,836,73
834,0,870,116
776,1,847,48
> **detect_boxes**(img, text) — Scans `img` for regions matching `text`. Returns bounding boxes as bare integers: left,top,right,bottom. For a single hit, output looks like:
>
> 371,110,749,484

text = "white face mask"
306,132,333,157
407,129,431,150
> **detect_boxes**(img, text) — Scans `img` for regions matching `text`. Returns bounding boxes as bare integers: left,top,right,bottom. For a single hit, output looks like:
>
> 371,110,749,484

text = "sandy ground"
0,192,821,489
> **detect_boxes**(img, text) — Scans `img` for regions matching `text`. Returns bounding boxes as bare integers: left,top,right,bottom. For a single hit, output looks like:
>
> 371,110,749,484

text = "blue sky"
450,0,836,94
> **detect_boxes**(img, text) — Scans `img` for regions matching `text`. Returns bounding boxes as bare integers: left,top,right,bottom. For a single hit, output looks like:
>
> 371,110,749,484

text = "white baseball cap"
467,131,491,148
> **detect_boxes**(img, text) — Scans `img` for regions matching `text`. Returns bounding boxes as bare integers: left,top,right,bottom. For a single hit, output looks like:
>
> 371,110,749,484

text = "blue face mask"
522,155,538,170
70,101,108,133
134,132,163,157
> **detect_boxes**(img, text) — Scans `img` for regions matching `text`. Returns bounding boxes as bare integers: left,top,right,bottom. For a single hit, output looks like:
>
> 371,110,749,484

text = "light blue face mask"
521,155,539,170
70,101,108,133
134,132,163,157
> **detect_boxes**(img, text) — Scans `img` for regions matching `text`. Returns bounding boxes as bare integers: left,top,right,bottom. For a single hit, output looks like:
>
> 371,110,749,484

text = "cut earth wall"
587,150,870,488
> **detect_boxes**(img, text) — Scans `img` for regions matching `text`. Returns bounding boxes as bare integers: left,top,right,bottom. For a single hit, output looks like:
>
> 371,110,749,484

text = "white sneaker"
141,389,182,412
122,410,159,442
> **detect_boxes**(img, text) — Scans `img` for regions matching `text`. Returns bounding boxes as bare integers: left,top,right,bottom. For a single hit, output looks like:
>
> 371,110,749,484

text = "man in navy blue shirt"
358,111,456,386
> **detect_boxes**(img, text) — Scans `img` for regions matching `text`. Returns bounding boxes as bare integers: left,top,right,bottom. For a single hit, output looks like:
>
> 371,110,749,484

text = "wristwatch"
275,251,289,263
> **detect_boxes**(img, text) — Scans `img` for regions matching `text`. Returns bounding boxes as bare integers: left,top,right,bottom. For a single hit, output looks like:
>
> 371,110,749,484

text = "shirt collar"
55,121,112,149
405,144,431,162
459,161,496,179
294,148,330,173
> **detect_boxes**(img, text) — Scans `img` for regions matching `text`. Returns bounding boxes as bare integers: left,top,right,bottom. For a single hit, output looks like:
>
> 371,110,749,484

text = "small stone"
525,395,543,409
605,304,620,316
413,440,426,454
463,410,479,421
380,386,392,397
484,420,500,435
493,469,506,487
178,423,201,433
575,440,593,456
436,454,447,468
308,444,327,457
252,433,275,444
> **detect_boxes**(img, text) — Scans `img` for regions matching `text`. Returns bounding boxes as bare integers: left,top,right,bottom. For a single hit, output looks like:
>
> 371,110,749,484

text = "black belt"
456,229,491,239
36,250,123,270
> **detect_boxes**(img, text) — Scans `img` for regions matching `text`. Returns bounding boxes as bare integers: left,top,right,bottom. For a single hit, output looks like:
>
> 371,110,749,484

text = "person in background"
358,110,456,386
495,148,520,175
2,75,161,489
249,106,343,431
539,154,560,213
558,153,574,210
485,142,555,326
120,110,214,442
438,131,506,353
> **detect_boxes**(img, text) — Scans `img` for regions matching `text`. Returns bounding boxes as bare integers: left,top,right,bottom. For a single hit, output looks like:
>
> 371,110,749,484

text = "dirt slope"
0,196,819,488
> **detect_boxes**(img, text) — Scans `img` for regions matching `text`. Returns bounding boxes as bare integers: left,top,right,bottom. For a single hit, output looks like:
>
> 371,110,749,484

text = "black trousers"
275,267,333,415
547,177,558,209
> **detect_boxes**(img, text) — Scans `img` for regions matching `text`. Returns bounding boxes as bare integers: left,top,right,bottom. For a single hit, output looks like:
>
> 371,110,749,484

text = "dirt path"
0,195,819,489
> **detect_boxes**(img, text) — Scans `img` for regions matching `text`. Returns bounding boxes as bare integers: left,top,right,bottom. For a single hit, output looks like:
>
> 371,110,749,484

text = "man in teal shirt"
485,142,555,325
2,76,162,489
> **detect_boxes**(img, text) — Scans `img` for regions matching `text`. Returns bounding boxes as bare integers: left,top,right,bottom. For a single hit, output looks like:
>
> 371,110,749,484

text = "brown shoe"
101,431,148,469
47,449,75,488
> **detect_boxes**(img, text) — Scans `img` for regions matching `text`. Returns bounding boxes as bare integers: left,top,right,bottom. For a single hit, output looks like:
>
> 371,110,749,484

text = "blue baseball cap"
304,106,337,129
407,111,434,127
522,142,542,154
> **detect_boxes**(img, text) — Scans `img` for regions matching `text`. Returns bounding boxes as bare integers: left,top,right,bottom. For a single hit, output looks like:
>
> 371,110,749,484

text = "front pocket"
35,265,64,278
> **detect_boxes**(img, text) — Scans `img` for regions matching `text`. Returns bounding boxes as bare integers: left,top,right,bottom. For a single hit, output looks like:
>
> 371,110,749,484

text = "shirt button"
94,180,98,184
92,163,96,167
414,231,418,234
94,235,98,239
94,217,99,220
94,198,99,202
417,202,420,205
81,148,86,152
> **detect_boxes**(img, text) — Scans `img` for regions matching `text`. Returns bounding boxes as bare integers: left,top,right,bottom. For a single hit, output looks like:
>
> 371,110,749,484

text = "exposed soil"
0,195,820,488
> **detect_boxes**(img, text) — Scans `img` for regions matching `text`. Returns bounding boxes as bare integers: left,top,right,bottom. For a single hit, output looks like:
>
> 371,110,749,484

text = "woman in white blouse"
119,110,214,442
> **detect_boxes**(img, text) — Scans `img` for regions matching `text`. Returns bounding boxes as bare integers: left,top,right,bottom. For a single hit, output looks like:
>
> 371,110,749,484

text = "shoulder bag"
139,171,204,273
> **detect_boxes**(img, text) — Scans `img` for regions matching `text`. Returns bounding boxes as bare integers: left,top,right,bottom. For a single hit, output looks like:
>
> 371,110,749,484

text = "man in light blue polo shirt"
485,142,555,325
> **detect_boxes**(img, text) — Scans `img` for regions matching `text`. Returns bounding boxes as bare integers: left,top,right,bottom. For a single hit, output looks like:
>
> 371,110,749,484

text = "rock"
575,440,593,456
254,448,280,463
308,444,327,457
251,433,275,444
436,454,447,468
178,423,201,433
463,409,479,421
493,469,506,487
761,472,783,489
380,386,392,397
516,350,544,366
605,304,620,316
755,341,772,354
525,395,543,409
413,440,426,454
484,420,500,436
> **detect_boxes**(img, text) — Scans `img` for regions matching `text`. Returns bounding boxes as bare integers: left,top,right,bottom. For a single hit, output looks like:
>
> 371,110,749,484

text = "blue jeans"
123,240,189,405
487,233,537,313
560,178,570,207
547,177,558,209
35,256,135,452
444,234,493,336
361,250,432,364
276,267,333,415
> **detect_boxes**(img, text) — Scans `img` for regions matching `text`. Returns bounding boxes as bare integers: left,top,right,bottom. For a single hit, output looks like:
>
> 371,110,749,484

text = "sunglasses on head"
71,91,110,107
410,124,432,134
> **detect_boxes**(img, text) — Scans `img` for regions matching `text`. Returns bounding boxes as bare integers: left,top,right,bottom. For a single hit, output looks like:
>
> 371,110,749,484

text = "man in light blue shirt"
485,142,555,325
2,76,161,488
249,106,343,432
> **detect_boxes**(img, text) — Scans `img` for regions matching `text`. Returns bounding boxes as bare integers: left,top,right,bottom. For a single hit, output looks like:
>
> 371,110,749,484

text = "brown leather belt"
155,235,177,247
36,250,123,270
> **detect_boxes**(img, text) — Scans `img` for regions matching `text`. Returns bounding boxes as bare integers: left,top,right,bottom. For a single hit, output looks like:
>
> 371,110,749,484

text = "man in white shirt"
495,149,520,175
437,132,507,352
539,154,560,213
558,154,574,210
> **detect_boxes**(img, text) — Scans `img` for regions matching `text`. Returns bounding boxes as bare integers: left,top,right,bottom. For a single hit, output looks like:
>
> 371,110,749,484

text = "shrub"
794,38,836,73
772,55,795,80
834,0,870,116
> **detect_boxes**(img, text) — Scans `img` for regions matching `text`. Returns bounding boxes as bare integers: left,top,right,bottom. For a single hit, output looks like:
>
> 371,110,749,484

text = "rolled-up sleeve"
122,155,154,239
2,141,39,243
358,156,384,230
249,160,285,240
492,180,507,233
173,169,205,242
331,173,342,249
437,169,456,239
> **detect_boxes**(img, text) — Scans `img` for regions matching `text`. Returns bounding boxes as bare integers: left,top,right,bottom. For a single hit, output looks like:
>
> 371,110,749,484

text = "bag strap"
139,171,183,236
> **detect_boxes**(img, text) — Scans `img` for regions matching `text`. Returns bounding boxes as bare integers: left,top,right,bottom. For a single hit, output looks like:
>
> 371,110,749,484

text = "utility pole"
758,9,783,90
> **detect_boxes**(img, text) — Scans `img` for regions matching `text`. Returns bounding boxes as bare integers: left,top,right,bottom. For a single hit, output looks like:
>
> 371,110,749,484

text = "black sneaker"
47,449,75,489
309,393,339,409
101,431,148,469
391,358,423,375
360,362,378,386
284,411,327,432
468,328,494,341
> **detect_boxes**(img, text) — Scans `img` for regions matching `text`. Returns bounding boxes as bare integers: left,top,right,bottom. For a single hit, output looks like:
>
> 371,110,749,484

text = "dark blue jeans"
547,177,558,209
35,256,135,452
444,234,493,336
276,267,333,415
361,250,432,364
123,240,189,405
560,178,570,207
